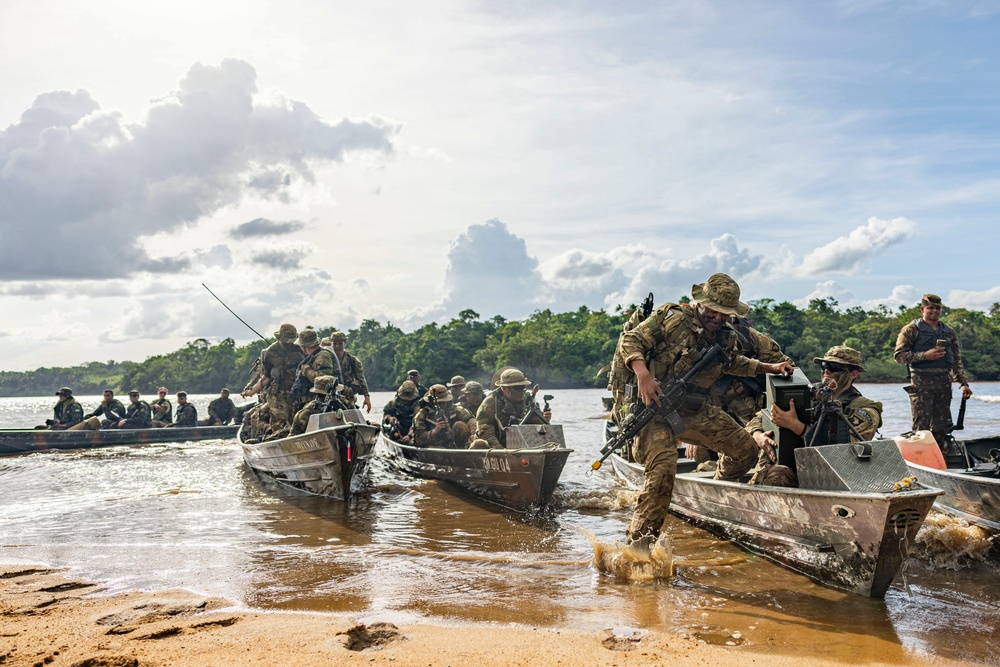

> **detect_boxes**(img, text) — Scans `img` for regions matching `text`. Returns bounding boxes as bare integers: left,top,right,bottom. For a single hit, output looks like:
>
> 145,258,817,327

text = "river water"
2,385,999,664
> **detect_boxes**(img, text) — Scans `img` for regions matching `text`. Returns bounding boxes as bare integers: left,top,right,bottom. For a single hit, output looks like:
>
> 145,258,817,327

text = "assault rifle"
591,343,728,472
422,393,454,446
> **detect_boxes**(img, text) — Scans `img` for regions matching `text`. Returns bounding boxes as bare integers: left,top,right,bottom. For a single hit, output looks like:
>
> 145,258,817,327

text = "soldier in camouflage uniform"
244,323,305,435
894,294,973,448
747,346,882,486
329,331,371,412
413,384,476,448
457,380,485,414
169,392,198,427
82,390,127,429
688,320,792,470
382,380,421,443
38,387,84,430
618,273,794,545
471,368,547,449
116,390,153,429
291,329,339,408
150,387,173,427
201,389,236,425
289,375,339,436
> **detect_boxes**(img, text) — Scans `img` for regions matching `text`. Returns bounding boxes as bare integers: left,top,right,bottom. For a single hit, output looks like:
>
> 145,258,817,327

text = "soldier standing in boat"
243,323,305,435
329,331,372,413
413,384,476,448
893,294,973,449
746,345,883,486
470,368,547,449
291,329,339,409
617,273,793,547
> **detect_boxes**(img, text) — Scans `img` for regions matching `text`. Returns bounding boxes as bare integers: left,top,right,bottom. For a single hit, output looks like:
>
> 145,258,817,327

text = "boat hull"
379,424,572,512
0,425,239,456
240,409,379,500
609,451,940,598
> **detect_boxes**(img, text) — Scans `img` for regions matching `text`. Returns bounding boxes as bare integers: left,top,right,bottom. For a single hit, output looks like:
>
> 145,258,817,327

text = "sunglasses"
820,361,849,373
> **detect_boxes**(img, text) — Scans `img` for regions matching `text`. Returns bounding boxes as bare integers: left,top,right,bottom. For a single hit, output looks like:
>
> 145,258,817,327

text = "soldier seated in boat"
406,369,429,398
151,387,173,427
746,345,883,486
81,389,126,429
289,375,340,436
36,387,85,430
168,392,198,427
470,368,547,449
413,384,476,449
456,380,486,415
114,390,153,429
200,388,236,425
382,380,420,444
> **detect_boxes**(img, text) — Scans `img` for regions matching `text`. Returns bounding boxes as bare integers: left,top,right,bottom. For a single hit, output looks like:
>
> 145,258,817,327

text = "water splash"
581,529,674,580
913,512,995,568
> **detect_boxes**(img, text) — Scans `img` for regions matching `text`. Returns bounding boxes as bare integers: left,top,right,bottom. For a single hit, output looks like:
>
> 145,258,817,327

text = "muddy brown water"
2,386,999,664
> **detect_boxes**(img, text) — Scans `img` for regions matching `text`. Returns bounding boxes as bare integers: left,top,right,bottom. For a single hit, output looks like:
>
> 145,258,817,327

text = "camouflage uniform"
456,381,485,414
119,395,152,429
292,329,338,408
49,390,84,429
474,369,546,449
173,401,198,427
413,385,476,448
205,395,236,425
336,351,369,406
714,322,791,426
261,332,306,433
290,376,338,436
84,397,126,428
150,397,173,425
894,297,969,446
619,275,772,543
382,381,421,440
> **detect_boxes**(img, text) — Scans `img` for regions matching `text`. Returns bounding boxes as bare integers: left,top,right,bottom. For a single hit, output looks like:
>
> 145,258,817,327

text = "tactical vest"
804,387,882,445
909,319,956,371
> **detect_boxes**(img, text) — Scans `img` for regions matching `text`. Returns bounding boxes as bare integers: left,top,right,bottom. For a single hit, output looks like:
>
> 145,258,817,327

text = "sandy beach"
2,564,977,667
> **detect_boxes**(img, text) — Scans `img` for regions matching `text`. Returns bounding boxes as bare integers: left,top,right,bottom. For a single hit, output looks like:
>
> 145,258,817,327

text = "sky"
2,0,999,372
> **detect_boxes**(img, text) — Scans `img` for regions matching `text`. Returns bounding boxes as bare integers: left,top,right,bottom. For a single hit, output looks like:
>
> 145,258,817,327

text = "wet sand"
1,565,974,667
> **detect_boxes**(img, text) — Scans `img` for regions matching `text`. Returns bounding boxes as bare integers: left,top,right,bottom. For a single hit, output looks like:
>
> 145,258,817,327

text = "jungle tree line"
3,299,1000,397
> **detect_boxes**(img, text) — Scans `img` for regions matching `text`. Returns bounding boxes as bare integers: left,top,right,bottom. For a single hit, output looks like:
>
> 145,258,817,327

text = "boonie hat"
296,329,320,347
921,294,943,307
496,368,532,387
274,323,298,342
691,273,749,317
463,381,485,394
311,375,338,395
813,346,866,372
447,375,466,388
407,369,420,377
330,331,347,342
397,380,420,400
427,384,454,402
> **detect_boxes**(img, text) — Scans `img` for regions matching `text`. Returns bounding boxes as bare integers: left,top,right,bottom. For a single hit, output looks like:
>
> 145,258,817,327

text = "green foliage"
3,301,998,396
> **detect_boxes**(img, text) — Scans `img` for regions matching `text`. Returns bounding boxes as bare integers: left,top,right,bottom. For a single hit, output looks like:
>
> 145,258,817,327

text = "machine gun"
591,343,728,472
519,393,553,425
804,378,866,448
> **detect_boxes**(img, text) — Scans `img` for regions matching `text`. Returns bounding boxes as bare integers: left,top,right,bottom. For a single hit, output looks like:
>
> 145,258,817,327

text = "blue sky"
1,1,999,371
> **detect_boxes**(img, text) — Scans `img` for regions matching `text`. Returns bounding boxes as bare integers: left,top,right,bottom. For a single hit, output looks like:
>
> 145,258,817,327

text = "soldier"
329,331,372,413
447,375,466,396
290,375,339,436
150,387,173,427
688,319,792,470
382,380,421,444
116,390,152,429
169,391,198,427
413,384,476,448
747,346,883,486
406,370,429,398
244,323,305,435
38,387,84,430
291,329,339,408
82,390,127,429
471,368,547,449
457,380,486,414
200,389,236,425
618,273,793,547
894,294,973,448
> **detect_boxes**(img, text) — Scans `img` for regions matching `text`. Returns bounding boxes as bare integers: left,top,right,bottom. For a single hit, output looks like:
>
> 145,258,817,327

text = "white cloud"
793,280,855,308
861,284,920,311
947,286,1000,311
797,216,916,277
0,59,398,281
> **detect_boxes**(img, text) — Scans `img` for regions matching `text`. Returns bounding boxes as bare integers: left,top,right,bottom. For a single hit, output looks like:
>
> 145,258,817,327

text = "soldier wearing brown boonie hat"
473,367,547,449
328,331,370,413
382,380,421,443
